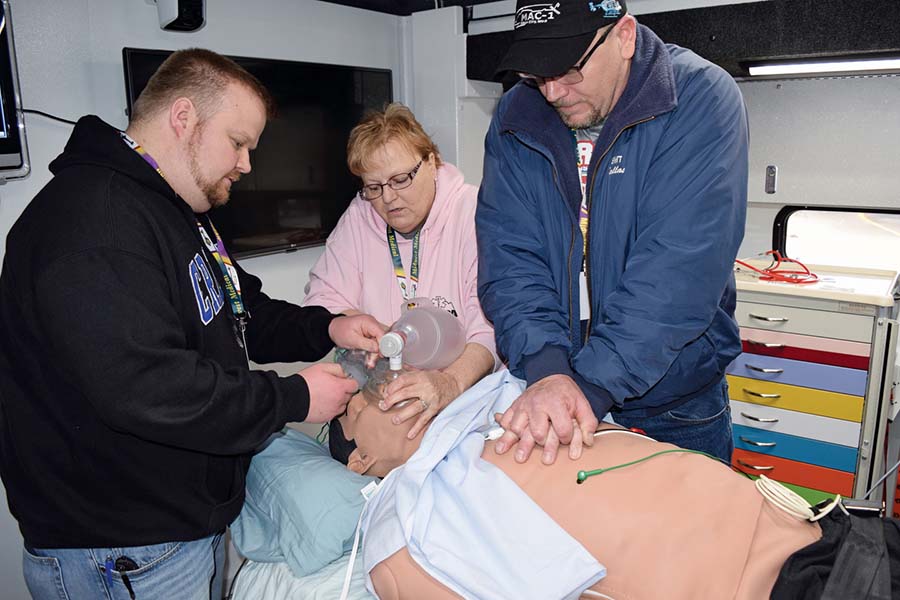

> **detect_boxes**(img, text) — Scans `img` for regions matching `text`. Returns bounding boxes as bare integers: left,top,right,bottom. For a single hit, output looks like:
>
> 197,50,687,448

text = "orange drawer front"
732,448,854,496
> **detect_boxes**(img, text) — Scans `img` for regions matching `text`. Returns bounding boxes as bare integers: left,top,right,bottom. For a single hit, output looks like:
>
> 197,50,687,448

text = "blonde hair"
130,48,276,125
346,103,442,176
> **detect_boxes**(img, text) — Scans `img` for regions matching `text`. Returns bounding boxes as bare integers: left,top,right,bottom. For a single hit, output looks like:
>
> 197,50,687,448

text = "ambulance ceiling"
320,0,499,16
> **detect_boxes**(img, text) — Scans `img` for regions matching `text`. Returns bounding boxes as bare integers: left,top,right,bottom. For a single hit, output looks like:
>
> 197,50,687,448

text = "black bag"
771,509,900,599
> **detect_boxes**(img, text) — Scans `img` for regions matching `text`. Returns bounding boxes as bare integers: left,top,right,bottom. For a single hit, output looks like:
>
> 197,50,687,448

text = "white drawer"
735,301,873,343
730,400,861,447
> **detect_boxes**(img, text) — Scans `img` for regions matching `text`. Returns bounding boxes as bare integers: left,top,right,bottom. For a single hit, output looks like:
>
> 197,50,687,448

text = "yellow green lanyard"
387,225,419,300
196,218,246,320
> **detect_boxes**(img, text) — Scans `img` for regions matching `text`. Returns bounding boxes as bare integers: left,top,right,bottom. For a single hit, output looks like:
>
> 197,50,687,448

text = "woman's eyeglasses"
360,159,424,201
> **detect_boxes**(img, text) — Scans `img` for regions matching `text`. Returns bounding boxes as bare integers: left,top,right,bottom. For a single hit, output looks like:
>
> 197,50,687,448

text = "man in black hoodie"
0,48,383,599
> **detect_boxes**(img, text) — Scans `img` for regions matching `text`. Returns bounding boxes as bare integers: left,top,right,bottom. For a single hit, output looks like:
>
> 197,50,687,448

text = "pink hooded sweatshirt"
303,162,498,366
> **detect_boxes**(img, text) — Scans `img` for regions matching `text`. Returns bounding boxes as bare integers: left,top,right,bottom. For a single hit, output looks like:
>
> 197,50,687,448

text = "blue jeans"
22,532,224,600
614,377,734,464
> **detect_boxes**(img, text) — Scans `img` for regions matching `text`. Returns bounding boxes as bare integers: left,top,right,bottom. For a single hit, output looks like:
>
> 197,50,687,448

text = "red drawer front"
732,448,854,496
741,341,869,370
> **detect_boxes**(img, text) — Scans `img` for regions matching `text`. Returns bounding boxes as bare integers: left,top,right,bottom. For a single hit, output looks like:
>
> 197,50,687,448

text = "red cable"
734,250,819,285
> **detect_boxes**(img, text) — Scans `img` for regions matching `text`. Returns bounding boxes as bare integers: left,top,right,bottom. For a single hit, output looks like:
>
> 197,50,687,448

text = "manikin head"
125,48,276,213
330,388,426,477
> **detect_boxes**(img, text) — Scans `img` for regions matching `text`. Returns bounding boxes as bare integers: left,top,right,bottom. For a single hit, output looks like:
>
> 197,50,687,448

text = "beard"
188,128,239,209
553,99,607,130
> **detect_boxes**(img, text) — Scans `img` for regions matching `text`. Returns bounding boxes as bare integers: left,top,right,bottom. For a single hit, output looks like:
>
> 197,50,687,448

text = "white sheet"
230,553,374,600
361,370,606,600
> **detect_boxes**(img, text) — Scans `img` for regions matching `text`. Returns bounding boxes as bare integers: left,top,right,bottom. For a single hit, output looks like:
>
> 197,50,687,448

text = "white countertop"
734,259,900,307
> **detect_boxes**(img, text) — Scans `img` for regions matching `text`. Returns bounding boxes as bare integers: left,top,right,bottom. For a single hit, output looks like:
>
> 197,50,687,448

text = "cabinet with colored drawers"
728,263,899,505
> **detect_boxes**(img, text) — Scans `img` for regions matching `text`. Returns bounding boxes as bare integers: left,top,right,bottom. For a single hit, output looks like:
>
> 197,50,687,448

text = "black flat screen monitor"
0,0,29,181
122,48,392,258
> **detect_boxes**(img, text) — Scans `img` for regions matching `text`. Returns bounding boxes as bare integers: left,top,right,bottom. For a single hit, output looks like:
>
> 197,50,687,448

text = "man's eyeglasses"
360,159,424,201
518,24,616,87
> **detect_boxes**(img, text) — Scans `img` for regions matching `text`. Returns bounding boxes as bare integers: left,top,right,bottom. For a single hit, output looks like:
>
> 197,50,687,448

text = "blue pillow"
231,428,377,577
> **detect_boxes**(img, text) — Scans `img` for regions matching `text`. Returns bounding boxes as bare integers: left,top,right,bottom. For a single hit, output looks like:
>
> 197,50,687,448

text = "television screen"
0,0,29,181
122,48,393,257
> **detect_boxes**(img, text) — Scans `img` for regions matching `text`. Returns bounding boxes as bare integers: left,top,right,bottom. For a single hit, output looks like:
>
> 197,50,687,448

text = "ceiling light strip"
749,58,900,76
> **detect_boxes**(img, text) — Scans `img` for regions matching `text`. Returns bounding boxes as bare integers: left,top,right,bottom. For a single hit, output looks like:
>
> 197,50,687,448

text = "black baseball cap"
496,0,627,78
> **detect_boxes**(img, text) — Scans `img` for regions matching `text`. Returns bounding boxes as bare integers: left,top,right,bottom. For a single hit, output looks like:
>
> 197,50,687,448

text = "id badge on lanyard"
579,205,591,322
198,218,250,364
575,130,594,323
387,226,419,301
579,270,590,321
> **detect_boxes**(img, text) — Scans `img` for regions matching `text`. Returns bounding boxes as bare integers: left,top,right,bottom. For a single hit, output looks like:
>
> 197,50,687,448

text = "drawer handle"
746,339,786,349
737,459,774,471
749,313,789,323
740,412,779,423
746,364,784,374
742,388,781,399
739,436,776,447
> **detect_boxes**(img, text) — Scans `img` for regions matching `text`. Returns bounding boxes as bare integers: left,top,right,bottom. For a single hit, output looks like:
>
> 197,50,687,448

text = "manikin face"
536,18,635,130
361,139,438,234
183,83,267,212
337,388,425,477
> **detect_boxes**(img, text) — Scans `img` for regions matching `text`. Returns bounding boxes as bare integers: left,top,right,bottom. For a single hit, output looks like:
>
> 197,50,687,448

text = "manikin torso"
368,426,822,600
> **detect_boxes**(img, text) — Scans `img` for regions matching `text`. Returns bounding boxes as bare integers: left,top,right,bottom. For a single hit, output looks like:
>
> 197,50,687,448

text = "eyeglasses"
518,24,616,87
360,159,424,201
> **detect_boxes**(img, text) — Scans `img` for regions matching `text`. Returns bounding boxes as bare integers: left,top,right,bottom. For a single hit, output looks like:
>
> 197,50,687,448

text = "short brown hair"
346,103,442,177
130,48,276,125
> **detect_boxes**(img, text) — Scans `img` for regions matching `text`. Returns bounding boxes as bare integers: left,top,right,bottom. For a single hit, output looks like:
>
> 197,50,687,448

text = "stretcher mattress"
230,552,374,600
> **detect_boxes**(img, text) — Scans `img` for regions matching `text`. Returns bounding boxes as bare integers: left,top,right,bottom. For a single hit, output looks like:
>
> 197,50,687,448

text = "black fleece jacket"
0,116,336,548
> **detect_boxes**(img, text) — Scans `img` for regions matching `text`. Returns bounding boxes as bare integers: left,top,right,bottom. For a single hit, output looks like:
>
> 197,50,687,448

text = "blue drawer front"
732,424,858,472
726,353,867,396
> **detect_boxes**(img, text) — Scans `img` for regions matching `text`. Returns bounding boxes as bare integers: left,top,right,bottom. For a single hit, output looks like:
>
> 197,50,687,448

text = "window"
774,207,900,271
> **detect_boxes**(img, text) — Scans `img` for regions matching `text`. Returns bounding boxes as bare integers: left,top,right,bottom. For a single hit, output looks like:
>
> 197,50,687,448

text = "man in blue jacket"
476,0,748,464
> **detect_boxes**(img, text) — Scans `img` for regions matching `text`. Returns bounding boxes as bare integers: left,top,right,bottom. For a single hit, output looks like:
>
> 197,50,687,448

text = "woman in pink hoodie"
303,103,497,438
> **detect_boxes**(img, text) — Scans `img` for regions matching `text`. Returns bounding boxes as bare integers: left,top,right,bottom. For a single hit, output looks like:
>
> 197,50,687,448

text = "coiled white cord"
755,474,848,521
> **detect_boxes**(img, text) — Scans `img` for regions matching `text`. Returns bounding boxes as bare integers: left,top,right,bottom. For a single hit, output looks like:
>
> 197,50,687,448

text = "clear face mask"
329,349,415,466
334,347,412,407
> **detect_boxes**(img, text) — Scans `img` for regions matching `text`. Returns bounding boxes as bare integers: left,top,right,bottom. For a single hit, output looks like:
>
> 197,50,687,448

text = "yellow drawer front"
727,375,863,422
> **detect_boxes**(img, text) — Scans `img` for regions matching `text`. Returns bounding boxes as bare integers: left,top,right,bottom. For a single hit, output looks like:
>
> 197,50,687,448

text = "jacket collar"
498,23,678,157
495,23,677,218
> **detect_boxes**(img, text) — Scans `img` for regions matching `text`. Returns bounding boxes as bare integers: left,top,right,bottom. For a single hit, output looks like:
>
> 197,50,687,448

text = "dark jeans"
613,377,734,464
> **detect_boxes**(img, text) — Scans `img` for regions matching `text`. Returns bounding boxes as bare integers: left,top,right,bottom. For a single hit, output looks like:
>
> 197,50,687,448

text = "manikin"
333,386,825,600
